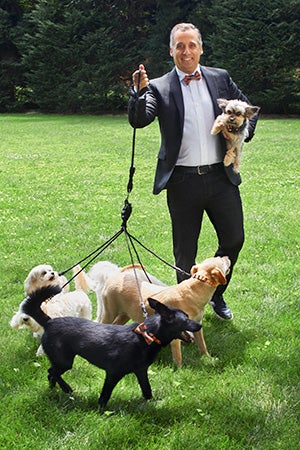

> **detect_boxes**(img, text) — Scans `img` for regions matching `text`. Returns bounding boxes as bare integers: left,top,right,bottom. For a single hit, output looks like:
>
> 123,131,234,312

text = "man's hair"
170,23,202,48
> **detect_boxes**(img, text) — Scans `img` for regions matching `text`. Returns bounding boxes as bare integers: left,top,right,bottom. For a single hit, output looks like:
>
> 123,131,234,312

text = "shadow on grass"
35,387,270,449
155,315,258,372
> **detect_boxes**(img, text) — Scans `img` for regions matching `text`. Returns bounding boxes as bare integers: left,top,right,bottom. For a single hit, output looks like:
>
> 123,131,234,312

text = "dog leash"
123,228,148,319
58,68,190,301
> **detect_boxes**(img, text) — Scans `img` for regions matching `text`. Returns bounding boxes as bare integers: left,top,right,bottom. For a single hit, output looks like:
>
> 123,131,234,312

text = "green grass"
0,114,299,449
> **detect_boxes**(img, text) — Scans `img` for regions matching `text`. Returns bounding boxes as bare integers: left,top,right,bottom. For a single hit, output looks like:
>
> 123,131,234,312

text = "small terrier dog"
211,98,260,173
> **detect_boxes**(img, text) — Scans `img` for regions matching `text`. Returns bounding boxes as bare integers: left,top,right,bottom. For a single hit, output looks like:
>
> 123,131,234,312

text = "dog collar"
134,323,161,345
193,274,217,287
226,119,247,134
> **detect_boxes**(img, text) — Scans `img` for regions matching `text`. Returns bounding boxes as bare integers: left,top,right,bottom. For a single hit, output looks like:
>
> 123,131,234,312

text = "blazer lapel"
201,66,220,117
169,68,184,132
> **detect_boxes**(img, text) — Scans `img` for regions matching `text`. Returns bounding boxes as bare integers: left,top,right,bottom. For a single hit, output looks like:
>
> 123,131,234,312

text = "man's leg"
205,174,244,319
166,172,205,283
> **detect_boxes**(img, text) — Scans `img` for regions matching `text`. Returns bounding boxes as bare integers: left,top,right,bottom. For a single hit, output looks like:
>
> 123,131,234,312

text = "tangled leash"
58,69,190,315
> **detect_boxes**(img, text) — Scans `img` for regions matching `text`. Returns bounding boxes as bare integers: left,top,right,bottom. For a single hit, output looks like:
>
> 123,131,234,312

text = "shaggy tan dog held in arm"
101,256,231,366
211,98,260,173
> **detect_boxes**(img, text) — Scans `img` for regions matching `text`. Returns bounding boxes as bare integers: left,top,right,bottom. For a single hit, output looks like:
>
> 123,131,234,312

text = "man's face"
170,29,203,74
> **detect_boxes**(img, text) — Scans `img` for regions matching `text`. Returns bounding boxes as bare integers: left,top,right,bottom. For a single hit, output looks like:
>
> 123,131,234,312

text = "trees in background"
194,0,300,114
0,0,299,113
0,0,23,111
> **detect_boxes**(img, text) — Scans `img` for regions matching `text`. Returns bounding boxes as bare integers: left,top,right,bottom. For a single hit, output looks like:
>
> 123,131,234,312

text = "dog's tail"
20,285,62,328
72,264,96,292
120,264,144,272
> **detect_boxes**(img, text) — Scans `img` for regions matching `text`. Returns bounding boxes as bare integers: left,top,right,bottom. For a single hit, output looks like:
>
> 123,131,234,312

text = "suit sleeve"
128,85,158,128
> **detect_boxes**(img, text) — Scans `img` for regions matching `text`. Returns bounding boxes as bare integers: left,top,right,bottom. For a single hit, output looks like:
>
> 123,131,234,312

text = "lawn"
0,114,299,449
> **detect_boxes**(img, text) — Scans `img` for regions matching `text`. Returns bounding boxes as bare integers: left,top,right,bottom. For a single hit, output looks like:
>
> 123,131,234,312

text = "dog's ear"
210,268,227,286
24,272,37,293
217,98,228,112
148,297,171,316
190,265,198,276
245,105,260,118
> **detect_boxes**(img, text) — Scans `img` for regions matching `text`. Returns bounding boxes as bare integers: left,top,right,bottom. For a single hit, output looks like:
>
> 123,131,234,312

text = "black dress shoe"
209,297,233,320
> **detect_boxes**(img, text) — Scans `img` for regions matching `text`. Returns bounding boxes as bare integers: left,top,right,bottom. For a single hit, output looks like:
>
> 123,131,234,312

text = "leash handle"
126,69,141,196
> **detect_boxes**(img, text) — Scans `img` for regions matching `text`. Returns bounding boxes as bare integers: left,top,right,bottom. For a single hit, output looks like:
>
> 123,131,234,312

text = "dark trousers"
166,166,244,299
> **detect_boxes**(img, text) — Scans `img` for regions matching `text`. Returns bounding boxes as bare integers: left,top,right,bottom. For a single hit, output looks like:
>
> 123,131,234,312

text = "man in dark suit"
128,23,259,320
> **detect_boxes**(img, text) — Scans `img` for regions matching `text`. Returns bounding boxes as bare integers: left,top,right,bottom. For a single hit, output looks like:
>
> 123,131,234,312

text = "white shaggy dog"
10,264,92,356
23,264,68,296
82,261,167,322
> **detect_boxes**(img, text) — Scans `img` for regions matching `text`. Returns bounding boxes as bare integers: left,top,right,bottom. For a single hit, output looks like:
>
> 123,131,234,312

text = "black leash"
121,69,151,318
59,228,123,289
59,68,189,296
126,231,190,279
126,68,141,199
59,71,142,284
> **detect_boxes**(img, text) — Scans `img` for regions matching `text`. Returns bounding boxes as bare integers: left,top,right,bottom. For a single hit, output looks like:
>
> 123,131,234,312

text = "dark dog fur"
21,285,201,409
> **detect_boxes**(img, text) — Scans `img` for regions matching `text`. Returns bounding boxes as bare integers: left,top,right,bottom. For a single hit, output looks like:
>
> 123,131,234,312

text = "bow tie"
184,71,201,85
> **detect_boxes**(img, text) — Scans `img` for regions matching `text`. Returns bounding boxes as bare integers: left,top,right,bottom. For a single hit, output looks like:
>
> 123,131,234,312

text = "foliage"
194,0,300,113
0,0,299,113
20,0,157,113
0,1,23,111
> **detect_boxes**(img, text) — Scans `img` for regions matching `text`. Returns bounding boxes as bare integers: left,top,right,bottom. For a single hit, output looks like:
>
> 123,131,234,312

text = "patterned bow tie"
184,71,201,85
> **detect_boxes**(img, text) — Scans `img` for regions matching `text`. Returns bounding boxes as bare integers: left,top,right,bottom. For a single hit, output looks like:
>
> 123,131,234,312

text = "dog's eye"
236,112,241,116
227,110,232,114
41,271,47,276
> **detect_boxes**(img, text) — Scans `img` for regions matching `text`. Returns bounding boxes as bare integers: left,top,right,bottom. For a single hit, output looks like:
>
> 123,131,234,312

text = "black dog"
21,285,201,408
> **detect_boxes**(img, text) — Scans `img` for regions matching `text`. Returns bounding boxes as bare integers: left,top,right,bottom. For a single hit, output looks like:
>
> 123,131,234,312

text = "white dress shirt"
176,65,222,166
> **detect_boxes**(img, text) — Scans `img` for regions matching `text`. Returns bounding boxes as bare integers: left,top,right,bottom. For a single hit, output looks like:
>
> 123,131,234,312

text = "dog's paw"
36,344,45,357
221,128,234,140
223,149,236,167
233,163,240,173
211,125,222,135
211,116,226,135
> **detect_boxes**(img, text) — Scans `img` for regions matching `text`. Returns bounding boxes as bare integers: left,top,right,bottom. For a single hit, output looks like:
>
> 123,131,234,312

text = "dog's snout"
229,116,235,122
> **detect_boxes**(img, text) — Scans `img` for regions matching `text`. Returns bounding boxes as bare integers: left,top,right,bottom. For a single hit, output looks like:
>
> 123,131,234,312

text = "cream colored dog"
101,256,231,366
10,264,92,356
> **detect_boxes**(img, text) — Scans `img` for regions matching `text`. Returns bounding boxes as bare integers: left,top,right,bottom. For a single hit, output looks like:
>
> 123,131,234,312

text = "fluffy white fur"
10,264,92,356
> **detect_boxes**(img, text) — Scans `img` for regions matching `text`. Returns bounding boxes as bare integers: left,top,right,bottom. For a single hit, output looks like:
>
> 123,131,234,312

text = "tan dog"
76,261,167,322
211,98,260,173
101,256,231,366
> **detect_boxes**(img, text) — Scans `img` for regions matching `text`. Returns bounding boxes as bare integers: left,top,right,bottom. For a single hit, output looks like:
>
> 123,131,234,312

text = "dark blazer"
128,66,259,194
